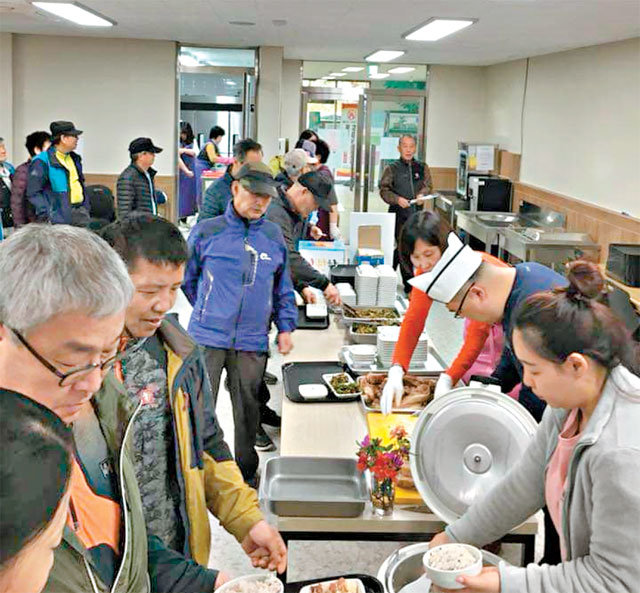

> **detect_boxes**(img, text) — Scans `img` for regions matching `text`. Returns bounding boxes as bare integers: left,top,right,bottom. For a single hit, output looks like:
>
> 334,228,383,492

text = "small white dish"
322,373,362,398
350,344,377,357
423,544,482,590
306,303,328,319
298,383,329,400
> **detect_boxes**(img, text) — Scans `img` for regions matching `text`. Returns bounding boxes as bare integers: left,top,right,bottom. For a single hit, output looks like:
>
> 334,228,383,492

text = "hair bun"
565,260,604,301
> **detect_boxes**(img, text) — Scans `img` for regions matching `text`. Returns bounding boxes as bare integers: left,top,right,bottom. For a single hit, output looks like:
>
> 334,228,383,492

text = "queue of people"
1,121,639,593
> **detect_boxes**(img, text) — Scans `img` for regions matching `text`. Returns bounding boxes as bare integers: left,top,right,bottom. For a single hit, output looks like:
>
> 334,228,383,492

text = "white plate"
298,383,329,400
350,344,377,356
322,373,362,398
299,578,365,593
306,303,328,319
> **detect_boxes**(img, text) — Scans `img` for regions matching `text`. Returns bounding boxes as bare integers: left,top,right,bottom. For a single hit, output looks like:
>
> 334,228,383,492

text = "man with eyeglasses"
408,232,567,423
0,224,235,592
184,162,297,487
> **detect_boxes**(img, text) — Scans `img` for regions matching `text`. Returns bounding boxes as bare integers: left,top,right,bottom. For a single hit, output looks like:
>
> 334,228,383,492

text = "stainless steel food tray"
358,372,442,414
340,298,408,325
259,457,369,517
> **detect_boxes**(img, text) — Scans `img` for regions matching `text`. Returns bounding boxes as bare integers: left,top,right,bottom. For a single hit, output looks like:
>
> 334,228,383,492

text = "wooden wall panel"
513,182,640,263
84,173,176,221
430,167,457,191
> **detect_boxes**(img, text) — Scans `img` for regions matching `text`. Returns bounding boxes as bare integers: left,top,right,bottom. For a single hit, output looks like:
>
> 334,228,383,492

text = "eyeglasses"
454,282,475,319
12,330,122,387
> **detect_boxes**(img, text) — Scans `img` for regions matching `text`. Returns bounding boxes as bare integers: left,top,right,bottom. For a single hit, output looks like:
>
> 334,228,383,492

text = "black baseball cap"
235,162,279,198
129,137,163,155
298,171,332,211
50,121,83,137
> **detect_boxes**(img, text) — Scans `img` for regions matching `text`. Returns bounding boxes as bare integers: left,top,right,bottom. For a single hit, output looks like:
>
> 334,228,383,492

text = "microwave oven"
469,176,512,212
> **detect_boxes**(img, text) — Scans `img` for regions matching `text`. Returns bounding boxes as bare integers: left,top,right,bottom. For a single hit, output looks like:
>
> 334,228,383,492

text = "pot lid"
410,386,537,525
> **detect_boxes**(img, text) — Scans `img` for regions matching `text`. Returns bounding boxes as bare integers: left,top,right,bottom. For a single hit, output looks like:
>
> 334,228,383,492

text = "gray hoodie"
446,365,640,593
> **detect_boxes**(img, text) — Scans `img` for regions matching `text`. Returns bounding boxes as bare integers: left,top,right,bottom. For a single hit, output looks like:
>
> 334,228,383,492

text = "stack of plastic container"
376,264,397,308
355,264,379,306
336,283,356,308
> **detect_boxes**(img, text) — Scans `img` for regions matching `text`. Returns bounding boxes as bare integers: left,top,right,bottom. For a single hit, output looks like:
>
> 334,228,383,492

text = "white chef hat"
408,233,482,303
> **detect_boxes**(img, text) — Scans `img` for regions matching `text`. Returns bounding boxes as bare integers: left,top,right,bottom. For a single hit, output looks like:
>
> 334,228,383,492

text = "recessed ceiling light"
32,1,115,26
228,20,256,26
342,66,364,72
330,72,347,77
364,50,405,63
225,80,237,86
388,66,415,74
369,73,390,79
403,18,476,41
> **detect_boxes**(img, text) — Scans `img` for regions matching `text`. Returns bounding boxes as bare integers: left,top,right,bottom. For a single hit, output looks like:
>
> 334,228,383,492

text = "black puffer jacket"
116,162,157,217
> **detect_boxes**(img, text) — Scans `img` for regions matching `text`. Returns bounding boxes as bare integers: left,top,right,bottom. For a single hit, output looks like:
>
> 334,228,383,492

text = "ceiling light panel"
342,66,364,72
32,1,115,26
369,73,390,79
330,72,347,77
404,18,476,41
364,50,405,62
388,67,415,74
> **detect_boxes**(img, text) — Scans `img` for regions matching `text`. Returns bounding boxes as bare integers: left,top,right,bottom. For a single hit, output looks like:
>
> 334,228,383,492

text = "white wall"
12,34,177,175
280,59,302,150
521,39,640,216
256,46,284,161
485,59,527,154
0,33,13,158
484,39,640,217
426,65,488,167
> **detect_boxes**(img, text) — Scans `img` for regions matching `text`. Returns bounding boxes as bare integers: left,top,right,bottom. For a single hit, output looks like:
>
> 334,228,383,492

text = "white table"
277,318,538,580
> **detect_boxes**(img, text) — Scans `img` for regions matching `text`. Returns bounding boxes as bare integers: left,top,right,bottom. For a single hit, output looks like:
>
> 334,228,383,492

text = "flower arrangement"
356,425,411,515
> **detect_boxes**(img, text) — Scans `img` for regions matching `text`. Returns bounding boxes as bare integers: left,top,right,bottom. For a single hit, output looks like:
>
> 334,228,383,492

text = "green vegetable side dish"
354,307,399,320
353,320,400,334
329,373,360,394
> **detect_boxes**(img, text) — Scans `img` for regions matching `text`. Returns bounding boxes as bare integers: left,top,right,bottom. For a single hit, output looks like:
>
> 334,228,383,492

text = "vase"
370,475,395,516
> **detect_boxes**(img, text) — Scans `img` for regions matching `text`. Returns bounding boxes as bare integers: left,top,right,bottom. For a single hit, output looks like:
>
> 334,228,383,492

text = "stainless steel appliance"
606,244,640,288
456,142,500,199
469,176,512,212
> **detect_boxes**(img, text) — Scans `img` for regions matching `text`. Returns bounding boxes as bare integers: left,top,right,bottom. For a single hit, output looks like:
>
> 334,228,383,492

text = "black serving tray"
282,361,360,404
297,306,330,330
284,574,383,593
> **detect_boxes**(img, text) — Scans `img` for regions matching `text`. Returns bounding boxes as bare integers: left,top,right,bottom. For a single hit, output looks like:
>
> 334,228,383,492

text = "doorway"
301,87,427,237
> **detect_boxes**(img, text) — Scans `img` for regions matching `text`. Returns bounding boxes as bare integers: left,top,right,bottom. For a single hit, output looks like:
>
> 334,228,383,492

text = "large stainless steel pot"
377,543,505,593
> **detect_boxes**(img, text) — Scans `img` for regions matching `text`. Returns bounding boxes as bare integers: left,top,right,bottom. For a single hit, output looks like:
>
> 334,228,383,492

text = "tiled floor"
170,277,543,580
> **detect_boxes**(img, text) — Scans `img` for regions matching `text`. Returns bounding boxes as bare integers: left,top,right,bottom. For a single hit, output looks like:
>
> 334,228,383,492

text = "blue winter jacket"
183,201,297,352
27,146,88,224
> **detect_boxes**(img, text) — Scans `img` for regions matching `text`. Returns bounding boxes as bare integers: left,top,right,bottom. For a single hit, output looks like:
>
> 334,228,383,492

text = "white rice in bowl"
428,544,477,571
225,576,282,593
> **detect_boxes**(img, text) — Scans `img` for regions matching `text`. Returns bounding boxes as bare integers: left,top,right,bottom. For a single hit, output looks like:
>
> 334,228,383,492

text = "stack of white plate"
336,283,356,308
348,344,377,366
355,264,379,306
376,325,400,366
376,325,429,368
409,332,430,367
376,264,398,308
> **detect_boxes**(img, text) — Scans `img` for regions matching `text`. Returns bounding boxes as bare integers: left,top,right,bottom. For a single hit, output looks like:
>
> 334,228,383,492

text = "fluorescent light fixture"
388,66,415,74
369,73,390,79
32,1,115,26
225,80,237,86
403,18,476,41
330,72,347,77
342,66,364,72
179,54,200,67
364,50,405,63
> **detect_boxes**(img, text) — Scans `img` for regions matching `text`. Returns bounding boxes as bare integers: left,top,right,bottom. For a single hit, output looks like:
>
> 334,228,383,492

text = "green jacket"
44,374,150,593
44,371,219,593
